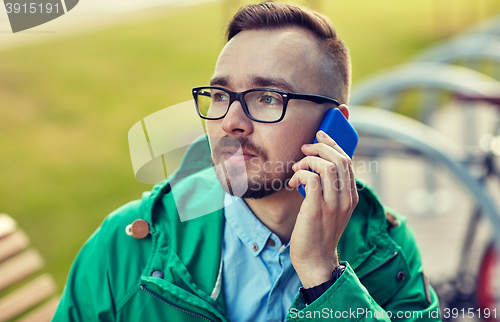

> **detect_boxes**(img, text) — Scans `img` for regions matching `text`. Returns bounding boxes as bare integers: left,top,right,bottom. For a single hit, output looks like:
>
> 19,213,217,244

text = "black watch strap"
299,265,346,305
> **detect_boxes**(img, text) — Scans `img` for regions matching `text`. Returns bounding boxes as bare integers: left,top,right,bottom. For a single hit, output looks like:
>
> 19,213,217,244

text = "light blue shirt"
222,193,302,322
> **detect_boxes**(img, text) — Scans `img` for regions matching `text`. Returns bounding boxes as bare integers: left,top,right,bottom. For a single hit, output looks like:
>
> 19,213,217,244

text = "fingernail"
302,143,311,148
318,131,326,138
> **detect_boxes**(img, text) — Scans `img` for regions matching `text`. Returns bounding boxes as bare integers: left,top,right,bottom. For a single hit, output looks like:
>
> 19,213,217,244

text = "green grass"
1,0,500,291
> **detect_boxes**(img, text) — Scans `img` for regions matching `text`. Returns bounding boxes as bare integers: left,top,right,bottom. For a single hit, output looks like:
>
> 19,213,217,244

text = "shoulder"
70,190,159,310
93,192,152,251
382,205,422,270
54,194,155,320
351,179,421,264
98,198,144,237
91,189,161,267
339,180,427,305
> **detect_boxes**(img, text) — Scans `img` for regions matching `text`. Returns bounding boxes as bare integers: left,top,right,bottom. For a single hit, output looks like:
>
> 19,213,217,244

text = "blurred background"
2,0,500,320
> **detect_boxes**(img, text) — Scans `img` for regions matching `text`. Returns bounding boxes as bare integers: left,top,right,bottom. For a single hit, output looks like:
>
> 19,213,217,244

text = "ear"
338,104,349,120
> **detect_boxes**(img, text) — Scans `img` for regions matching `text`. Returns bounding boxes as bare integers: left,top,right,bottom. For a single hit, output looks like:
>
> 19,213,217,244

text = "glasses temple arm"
288,93,340,106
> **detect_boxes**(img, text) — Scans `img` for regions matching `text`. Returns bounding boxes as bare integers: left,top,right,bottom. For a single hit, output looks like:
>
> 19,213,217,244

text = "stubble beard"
210,136,296,200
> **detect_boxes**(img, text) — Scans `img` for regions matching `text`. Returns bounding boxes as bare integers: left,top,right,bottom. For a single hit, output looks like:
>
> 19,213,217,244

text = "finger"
301,142,349,169
293,156,338,196
314,131,358,204
299,143,352,201
292,155,349,205
315,130,351,160
289,169,323,202
292,155,332,172
348,162,359,208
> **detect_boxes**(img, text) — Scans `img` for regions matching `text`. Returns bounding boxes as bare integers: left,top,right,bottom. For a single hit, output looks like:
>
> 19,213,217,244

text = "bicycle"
349,104,500,321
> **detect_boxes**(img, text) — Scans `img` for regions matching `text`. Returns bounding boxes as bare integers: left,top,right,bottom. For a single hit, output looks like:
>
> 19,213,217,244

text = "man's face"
207,27,333,199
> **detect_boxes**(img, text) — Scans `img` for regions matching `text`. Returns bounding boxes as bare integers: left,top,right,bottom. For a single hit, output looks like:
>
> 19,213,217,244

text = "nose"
221,99,254,135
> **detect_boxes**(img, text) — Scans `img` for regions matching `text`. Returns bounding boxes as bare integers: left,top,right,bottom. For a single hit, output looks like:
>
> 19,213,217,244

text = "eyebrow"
251,76,296,93
209,77,229,87
209,75,297,93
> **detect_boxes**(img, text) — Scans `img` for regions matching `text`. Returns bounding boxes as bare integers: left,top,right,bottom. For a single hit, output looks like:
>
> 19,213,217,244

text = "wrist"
299,264,346,305
298,269,334,288
296,257,339,288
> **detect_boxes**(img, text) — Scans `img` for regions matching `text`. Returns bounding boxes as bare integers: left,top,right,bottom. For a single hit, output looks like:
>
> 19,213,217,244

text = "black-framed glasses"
192,86,340,123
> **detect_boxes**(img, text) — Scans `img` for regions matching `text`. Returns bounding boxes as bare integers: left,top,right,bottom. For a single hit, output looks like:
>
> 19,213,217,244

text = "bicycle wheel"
477,241,500,321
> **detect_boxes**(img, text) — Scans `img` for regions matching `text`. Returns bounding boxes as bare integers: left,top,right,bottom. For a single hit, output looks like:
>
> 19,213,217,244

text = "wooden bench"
0,214,59,322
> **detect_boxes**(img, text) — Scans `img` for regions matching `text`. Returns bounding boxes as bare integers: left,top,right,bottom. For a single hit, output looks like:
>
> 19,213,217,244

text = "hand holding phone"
297,108,358,198
288,108,359,288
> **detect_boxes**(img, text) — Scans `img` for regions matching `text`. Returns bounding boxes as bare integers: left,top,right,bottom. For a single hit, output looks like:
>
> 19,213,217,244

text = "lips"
220,148,257,164
211,136,266,165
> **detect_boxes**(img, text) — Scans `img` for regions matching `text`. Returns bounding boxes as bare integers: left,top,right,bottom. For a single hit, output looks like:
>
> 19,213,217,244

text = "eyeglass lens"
196,88,284,122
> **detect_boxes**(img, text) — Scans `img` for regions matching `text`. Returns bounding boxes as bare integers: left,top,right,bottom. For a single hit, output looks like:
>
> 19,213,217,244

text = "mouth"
220,148,257,164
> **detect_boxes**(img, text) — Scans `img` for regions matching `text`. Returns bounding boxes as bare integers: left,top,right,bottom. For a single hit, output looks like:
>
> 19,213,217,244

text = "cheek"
282,112,323,145
265,121,317,162
206,120,221,137
206,120,224,150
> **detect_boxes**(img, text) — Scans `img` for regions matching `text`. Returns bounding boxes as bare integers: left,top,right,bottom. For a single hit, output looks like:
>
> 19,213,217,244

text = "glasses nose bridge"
227,91,248,115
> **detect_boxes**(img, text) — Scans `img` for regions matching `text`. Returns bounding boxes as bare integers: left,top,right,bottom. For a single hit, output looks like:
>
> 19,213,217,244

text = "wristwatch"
299,265,346,305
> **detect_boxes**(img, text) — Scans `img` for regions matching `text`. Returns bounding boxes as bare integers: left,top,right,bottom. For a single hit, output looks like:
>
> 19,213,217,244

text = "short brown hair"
226,1,351,103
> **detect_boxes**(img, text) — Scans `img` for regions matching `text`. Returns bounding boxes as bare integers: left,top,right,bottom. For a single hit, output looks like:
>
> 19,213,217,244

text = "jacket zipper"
359,251,398,279
140,284,215,322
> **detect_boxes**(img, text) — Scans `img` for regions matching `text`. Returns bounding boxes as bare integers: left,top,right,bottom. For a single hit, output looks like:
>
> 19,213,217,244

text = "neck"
244,188,303,244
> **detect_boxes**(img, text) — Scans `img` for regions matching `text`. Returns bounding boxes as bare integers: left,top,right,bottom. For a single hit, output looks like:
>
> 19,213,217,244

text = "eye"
260,92,282,105
213,91,229,102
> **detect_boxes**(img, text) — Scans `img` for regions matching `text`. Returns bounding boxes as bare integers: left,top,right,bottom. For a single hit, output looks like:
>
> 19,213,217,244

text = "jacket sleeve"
51,222,117,322
286,217,441,322
287,263,391,321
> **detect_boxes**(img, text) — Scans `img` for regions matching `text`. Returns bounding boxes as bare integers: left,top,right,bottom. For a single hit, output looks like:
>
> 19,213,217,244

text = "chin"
240,186,280,200
213,162,249,198
215,167,294,200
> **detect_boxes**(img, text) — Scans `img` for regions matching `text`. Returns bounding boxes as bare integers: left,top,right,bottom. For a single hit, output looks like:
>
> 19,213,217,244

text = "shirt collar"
223,193,273,257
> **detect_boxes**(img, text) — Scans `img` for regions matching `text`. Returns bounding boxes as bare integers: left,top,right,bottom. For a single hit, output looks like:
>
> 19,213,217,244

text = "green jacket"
53,138,441,321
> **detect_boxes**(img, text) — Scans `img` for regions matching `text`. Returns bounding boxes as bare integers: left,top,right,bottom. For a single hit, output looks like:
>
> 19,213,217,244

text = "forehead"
212,28,325,94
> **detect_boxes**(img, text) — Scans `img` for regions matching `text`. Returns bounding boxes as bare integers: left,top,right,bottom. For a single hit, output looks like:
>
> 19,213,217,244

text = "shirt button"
152,270,164,279
267,238,275,247
125,219,150,239
251,243,259,251
396,271,405,281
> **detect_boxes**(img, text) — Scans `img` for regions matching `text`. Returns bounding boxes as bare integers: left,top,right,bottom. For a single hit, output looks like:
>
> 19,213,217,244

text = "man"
53,2,440,321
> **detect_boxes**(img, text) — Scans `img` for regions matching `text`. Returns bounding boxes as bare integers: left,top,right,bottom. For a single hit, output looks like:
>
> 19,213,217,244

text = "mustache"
212,136,268,160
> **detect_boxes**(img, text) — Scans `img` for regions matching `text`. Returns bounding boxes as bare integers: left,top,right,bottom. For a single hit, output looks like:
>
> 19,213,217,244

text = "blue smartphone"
297,108,359,198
